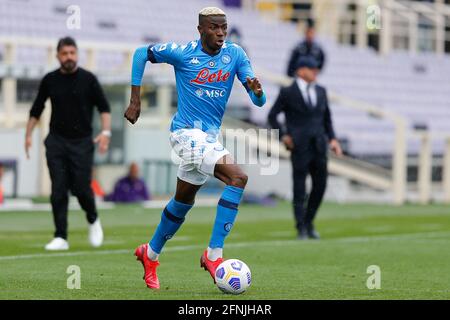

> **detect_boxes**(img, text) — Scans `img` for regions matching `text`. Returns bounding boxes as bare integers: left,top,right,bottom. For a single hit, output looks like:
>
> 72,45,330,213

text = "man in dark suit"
268,56,342,239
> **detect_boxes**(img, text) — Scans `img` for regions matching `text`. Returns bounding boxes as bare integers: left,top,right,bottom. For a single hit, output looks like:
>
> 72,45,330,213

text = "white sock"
207,247,223,261
147,246,159,261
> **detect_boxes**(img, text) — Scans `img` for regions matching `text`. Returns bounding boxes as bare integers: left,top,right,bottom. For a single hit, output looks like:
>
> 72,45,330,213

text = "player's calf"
148,198,193,260
202,184,245,283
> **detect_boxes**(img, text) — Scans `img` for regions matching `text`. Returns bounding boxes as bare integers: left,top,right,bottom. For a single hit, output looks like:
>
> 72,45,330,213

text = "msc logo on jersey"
221,54,231,64
205,89,226,98
195,89,226,98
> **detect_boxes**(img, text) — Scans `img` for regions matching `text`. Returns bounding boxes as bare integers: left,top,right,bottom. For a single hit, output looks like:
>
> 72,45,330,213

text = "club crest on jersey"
191,68,230,84
195,88,204,97
221,54,231,64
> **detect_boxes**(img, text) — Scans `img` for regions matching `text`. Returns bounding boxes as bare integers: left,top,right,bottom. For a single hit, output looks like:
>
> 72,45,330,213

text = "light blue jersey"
131,40,266,132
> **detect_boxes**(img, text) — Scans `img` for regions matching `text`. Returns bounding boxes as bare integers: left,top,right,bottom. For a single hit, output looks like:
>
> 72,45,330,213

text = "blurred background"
1,0,450,208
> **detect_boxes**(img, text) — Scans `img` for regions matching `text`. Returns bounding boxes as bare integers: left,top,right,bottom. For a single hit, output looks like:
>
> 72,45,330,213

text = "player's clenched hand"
124,100,141,124
246,77,263,97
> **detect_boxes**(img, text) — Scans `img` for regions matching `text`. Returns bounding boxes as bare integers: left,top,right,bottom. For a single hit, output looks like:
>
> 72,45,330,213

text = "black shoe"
297,227,309,240
306,224,320,240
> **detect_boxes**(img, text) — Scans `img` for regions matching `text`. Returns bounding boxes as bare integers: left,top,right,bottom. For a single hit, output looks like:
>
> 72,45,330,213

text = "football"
214,259,251,294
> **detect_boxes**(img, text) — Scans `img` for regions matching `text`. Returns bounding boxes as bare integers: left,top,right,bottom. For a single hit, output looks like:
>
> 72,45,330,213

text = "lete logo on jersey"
190,68,230,85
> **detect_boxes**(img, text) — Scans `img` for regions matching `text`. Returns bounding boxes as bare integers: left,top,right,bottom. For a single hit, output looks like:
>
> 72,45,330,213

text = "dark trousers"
291,148,328,232
45,133,97,239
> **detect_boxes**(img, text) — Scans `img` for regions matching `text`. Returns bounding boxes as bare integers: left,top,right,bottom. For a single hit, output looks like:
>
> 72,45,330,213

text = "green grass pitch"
0,201,449,299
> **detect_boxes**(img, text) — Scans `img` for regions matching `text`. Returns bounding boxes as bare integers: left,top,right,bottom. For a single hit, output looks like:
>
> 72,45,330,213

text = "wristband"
101,130,112,137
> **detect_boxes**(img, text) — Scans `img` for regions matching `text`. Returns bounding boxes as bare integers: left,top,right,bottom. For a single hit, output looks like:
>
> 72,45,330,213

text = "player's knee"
228,172,248,188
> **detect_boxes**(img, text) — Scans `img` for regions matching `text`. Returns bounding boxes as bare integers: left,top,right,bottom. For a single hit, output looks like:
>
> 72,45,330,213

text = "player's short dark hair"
57,36,77,52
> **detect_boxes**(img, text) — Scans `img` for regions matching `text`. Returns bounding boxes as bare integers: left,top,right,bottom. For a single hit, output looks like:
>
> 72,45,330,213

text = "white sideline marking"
0,230,449,261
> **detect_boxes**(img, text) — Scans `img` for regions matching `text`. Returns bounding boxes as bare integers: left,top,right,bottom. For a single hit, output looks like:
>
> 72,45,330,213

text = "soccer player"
124,7,266,289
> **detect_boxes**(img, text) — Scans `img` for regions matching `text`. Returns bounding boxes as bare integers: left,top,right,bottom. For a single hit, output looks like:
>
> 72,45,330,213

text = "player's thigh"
214,154,248,187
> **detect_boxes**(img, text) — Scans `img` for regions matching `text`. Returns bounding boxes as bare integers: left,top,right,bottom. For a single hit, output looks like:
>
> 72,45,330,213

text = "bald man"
105,163,150,203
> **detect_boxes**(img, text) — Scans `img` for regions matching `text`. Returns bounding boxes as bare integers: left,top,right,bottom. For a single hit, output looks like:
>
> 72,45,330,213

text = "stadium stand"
2,0,450,156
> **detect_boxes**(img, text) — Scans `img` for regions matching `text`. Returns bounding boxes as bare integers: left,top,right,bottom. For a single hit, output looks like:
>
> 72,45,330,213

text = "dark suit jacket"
287,41,326,77
268,80,336,157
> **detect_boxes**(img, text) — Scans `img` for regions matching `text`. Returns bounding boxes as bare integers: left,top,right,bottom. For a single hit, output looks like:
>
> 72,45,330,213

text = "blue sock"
149,198,192,254
209,186,244,249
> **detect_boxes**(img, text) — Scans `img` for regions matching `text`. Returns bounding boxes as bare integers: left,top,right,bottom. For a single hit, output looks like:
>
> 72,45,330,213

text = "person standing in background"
286,19,326,77
269,56,341,240
25,37,111,251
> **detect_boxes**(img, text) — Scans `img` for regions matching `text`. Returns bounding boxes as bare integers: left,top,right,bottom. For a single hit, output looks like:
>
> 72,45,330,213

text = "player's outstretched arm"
124,47,148,124
246,77,266,107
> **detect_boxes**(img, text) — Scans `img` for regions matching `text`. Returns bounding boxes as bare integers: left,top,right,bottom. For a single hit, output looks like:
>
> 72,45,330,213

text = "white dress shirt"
296,77,317,108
